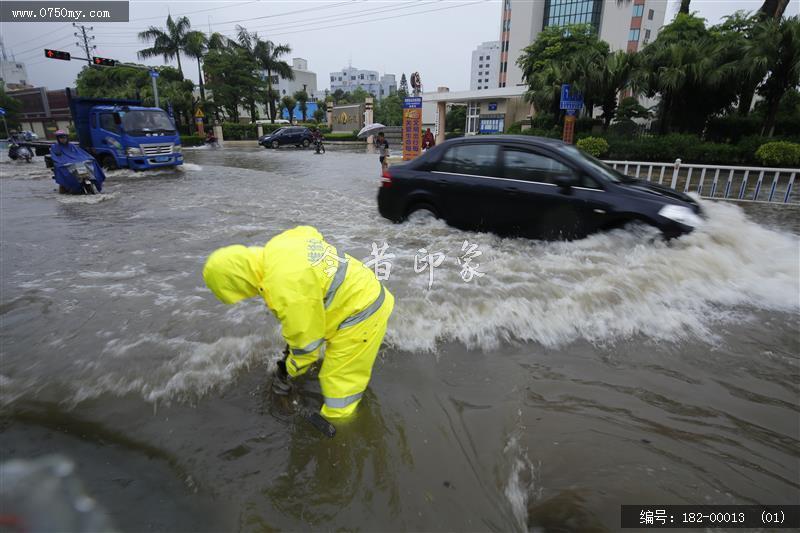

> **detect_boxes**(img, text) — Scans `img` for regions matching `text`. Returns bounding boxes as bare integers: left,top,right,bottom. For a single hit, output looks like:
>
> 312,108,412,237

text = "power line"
90,0,358,36
7,25,74,57
94,0,439,44
73,23,97,60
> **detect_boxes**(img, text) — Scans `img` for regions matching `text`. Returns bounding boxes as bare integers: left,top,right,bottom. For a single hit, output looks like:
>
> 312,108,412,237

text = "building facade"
1,59,32,90
329,67,397,99
8,87,72,138
268,58,318,99
470,41,500,91
498,0,668,87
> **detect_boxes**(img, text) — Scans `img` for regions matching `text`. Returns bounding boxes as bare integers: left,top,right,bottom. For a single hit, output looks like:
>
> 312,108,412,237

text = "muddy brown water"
1,146,798,532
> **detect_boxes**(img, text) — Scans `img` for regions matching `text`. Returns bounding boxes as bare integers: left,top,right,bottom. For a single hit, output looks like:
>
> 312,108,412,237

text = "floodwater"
1,145,798,532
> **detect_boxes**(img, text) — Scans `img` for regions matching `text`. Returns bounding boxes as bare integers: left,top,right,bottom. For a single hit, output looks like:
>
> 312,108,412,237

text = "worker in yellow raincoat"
202,226,394,419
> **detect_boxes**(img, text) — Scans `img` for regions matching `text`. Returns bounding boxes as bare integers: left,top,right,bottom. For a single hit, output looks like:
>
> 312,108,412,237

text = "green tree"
137,15,191,77
517,24,609,124
758,0,791,20
280,95,297,123
0,82,22,133
374,94,402,126
203,45,260,123
313,107,325,123
349,86,371,103
332,88,347,104
294,90,309,122
252,35,293,123
744,16,800,136
445,105,467,131
184,30,208,102
679,0,691,14
399,73,409,96
640,13,737,133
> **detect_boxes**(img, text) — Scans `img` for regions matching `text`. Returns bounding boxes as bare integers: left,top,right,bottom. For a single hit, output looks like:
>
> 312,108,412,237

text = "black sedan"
259,127,313,149
377,136,704,240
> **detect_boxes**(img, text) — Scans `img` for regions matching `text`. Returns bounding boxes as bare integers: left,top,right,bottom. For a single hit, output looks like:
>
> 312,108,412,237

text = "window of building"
648,8,654,20
644,29,651,40
480,55,484,60
351,75,356,80
628,28,640,41
330,76,335,82
632,4,644,17
544,0,601,31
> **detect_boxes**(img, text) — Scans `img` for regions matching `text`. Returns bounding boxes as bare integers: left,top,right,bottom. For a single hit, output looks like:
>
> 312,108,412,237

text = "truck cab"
68,92,183,170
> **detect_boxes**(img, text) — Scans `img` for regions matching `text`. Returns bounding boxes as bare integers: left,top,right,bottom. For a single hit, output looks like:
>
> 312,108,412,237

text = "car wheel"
271,140,280,149
406,203,439,222
100,155,117,170
302,139,310,148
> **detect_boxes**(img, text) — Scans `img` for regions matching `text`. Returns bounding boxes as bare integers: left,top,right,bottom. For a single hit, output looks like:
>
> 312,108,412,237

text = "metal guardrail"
604,159,798,204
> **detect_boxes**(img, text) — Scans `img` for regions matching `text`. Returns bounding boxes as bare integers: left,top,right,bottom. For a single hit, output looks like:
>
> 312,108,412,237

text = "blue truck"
67,89,183,170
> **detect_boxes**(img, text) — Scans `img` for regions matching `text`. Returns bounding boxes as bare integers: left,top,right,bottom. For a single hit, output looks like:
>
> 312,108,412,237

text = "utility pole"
73,24,96,65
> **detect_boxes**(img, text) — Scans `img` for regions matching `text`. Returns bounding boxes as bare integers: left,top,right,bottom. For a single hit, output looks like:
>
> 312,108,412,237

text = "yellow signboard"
402,97,423,161
194,108,205,118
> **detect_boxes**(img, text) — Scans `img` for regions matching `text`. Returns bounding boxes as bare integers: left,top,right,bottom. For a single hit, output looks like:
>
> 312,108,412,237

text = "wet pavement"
1,145,798,532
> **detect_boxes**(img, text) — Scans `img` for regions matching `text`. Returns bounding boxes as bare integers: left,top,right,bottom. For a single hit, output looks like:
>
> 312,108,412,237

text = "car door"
429,142,502,232
500,145,592,239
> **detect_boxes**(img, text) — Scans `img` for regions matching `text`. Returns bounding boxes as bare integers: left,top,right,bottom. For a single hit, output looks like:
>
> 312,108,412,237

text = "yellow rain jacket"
203,226,394,418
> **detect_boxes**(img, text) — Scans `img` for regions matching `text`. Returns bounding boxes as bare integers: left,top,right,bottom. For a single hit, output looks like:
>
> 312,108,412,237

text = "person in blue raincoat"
49,130,106,194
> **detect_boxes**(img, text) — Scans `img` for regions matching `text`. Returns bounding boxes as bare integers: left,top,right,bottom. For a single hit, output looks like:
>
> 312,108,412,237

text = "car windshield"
273,128,287,135
121,110,176,135
559,145,632,183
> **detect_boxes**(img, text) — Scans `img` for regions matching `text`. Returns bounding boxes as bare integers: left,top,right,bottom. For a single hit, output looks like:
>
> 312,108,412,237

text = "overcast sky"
2,0,797,93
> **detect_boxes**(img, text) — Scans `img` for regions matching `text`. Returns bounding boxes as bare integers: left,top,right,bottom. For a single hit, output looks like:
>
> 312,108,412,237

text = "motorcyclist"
49,130,106,193
205,130,218,146
311,127,325,154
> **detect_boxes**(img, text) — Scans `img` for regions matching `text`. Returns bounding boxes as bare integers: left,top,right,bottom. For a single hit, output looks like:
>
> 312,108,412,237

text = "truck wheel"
302,139,310,148
271,140,280,149
100,155,117,170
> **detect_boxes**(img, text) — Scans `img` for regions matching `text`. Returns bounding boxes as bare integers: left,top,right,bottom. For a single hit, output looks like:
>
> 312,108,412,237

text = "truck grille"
140,143,173,156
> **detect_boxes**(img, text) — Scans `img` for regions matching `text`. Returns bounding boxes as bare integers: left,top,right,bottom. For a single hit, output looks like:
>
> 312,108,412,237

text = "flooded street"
1,145,798,532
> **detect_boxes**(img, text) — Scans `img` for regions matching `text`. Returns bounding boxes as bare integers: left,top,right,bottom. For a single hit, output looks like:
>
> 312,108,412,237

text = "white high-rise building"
470,41,500,91
269,58,318,99
498,0,668,88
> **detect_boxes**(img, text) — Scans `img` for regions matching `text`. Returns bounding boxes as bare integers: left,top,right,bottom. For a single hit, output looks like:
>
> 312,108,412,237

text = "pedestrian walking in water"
376,132,390,172
203,226,394,420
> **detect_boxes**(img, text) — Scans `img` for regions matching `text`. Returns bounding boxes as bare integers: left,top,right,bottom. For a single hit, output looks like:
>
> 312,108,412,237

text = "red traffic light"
44,49,71,61
92,56,116,67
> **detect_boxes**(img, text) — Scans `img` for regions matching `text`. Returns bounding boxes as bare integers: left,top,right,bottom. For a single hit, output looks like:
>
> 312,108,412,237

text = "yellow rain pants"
202,226,394,419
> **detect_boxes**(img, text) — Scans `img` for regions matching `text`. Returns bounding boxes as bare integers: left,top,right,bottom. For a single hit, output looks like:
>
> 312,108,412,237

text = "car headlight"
658,205,704,228
173,145,182,154
126,146,143,156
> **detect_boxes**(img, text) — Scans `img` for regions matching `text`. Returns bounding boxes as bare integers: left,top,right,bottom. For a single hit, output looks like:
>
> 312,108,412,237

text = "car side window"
435,144,499,177
579,174,602,189
503,148,573,184
100,113,119,134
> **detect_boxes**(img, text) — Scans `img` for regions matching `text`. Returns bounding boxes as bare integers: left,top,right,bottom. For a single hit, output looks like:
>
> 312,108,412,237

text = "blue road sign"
150,70,159,78
403,97,422,109
0,107,5,116
560,84,583,111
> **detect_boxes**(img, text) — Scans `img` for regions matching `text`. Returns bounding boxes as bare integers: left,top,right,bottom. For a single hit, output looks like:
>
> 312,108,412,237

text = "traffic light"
44,49,71,61
92,57,116,67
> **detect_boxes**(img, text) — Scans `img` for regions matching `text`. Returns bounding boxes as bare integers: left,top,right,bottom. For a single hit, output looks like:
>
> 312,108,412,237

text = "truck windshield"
121,110,176,135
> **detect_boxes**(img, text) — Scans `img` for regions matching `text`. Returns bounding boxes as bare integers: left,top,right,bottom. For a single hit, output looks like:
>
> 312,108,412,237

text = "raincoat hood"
202,245,265,304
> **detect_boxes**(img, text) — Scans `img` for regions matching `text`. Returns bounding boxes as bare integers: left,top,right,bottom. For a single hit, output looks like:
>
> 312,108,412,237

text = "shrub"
576,136,609,157
180,135,204,147
325,132,360,141
222,122,258,140
705,115,761,143
755,141,800,167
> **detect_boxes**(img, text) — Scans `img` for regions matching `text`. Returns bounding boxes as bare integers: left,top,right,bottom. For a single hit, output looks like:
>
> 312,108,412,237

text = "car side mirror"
553,175,575,190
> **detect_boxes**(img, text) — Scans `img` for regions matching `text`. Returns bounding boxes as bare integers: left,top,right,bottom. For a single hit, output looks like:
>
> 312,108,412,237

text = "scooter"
314,138,325,154
8,142,33,163
45,153,105,195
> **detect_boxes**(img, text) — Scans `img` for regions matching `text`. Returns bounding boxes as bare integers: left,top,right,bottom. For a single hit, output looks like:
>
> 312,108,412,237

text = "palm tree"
294,90,309,122
184,31,208,102
253,38,293,123
678,0,691,14
744,16,800,135
138,15,191,77
281,95,296,124
758,0,791,20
